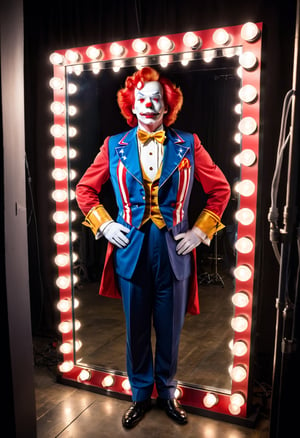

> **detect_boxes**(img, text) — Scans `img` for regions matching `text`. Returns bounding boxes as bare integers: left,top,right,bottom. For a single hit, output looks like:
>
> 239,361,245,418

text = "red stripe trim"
117,162,132,225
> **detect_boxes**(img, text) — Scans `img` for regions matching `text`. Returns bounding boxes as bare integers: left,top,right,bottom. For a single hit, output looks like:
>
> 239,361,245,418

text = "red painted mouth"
140,112,159,118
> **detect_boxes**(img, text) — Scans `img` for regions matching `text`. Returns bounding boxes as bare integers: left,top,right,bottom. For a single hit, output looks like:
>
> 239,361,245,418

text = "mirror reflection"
68,55,241,392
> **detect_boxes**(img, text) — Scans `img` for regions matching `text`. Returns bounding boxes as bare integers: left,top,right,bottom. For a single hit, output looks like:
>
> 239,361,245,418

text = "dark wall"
23,0,298,386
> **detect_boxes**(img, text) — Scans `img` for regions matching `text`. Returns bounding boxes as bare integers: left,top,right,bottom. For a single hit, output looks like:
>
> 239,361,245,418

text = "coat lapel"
115,127,143,185
159,128,190,188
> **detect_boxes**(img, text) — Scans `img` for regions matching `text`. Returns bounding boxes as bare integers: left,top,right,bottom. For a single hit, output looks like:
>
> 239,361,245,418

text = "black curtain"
24,0,297,391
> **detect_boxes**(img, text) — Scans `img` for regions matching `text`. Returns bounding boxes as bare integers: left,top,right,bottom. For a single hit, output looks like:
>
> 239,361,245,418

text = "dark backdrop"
23,0,297,389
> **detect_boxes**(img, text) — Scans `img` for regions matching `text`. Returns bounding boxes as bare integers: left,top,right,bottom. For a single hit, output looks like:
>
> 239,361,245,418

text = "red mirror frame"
49,22,262,424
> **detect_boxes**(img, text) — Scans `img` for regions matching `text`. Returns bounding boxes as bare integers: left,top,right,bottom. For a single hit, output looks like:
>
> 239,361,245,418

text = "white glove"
101,221,130,248
175,227,204,255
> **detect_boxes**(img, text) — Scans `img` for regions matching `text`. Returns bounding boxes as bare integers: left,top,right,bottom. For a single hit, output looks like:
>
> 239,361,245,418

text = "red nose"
145,101,152,108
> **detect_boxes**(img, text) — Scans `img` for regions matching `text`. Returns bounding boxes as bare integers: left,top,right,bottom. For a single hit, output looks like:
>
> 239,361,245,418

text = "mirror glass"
68,56,240,392
51,23,262,418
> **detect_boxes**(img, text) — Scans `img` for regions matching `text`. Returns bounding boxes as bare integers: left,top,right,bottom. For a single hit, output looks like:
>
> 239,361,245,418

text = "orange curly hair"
117,67,183,127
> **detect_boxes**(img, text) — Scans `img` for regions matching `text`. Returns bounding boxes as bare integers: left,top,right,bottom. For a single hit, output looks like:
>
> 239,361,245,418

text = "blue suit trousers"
117,221,189,402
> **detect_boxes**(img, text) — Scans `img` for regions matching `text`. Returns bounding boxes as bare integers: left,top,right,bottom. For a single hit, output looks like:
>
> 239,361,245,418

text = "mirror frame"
49,22,262,423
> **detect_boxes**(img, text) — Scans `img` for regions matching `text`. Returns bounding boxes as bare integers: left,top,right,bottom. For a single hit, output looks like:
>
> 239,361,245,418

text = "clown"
76,67,230,429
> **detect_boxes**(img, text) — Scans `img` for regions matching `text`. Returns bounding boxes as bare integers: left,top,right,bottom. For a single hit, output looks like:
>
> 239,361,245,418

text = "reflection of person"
76,67,230,429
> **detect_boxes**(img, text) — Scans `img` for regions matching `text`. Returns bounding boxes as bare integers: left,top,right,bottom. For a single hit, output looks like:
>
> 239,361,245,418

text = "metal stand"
198,233,224,287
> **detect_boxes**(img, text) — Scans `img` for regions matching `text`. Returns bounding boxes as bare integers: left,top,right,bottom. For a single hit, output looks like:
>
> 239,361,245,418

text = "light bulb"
181,52,193,66
183,32,202,49
86,46,102,60
231,365,247,382
49,52,64,65
236,149,257,166
232,341,248,356
159,54,171,68
68,83,78,94
68,105,77,116
58,320,72,333
65,49,81,63
241,22,260,42
212,28,230,45
222,47,236,58
50,124,65,138
157,36,174,52
203,393,218,408
50,101,65,115
53,232,68,245
79,369,92,381
231,316,248,332
228,403,241,415
232,292,250,308
132,38,148,53
92,62,102,74
235,208,255,226
230,392,246,407
59,342,73,354
235,237,253,254
52,189,68,202
239,84,258,103
122,379,131,391
238,117,257,135
234,265,252,282
54,253,69,266
58,360,74,373
239,51,257,70
203,49,216,63
53,211,68,224
49,77,63,90
52,168,67,181
57,298,72,312
102,375,115,388
235,180,255,197
56,276,70,289
51,146,66,159
110,42,125,57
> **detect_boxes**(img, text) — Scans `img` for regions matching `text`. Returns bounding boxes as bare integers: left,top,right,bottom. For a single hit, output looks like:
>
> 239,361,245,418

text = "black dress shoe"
122,399,152,429
157,397,188,424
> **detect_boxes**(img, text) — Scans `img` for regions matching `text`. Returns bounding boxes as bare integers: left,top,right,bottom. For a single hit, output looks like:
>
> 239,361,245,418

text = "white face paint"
132,81,167,132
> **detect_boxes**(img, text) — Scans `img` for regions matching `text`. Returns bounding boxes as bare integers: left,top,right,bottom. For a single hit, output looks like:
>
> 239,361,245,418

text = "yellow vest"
140,164,166,229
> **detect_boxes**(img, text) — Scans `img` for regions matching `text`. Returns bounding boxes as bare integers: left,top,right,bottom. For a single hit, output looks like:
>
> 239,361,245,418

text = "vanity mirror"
50,22,262,422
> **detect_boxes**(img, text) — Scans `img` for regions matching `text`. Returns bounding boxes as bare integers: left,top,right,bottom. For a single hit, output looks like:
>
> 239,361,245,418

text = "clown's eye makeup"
139,98,145,103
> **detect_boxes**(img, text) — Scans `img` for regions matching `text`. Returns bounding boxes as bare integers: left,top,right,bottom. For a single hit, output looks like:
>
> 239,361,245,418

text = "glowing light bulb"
52,189,68,202
122,379,131,391
57,298,72,312
157,36,174,52
68,148,77,159
51,146,66,159
232,292,250,308
183,32,201,49
53,232,68,245
235,208,255,226
228,403,241,415
68,105,77,116
203,49,216,63
241,22,260,42
52,168,68,181
235,149,256,167
110,42,125,57
238,116,257,135
58,360,74,373
79,369,92,381
231,365,247,382
53,211,68,224
58,320,72,333
54,253,69,266
212,28,230,45
132,38,148,53
49,52,64,65
56,276,70,289
50,124,65,138
86,46,102,60
102,375,115,388
174,387,183,399
234,265,252,282
135,57,148,69
203,393,219,408
239,51,257,70
68,83,78,94
112,59,124,72
239,84,258,103
232,341,248,357
50,101,65,115
92,62,102,74
222,47,236,58
234,132,242,144
65,49,81,63
235,237,253,254
75,339,82,350
59,342,73,354
159,54,171,68
49,77,64,90
181,52,193,66
231,316,248,332
235,180,255,197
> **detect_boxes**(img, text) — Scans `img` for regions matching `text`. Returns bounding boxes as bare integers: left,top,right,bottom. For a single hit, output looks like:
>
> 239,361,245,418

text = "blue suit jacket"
76,126,230,314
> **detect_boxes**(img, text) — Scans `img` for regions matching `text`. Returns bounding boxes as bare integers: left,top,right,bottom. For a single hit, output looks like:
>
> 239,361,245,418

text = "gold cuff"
194,208,225,240
82,205,112,236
